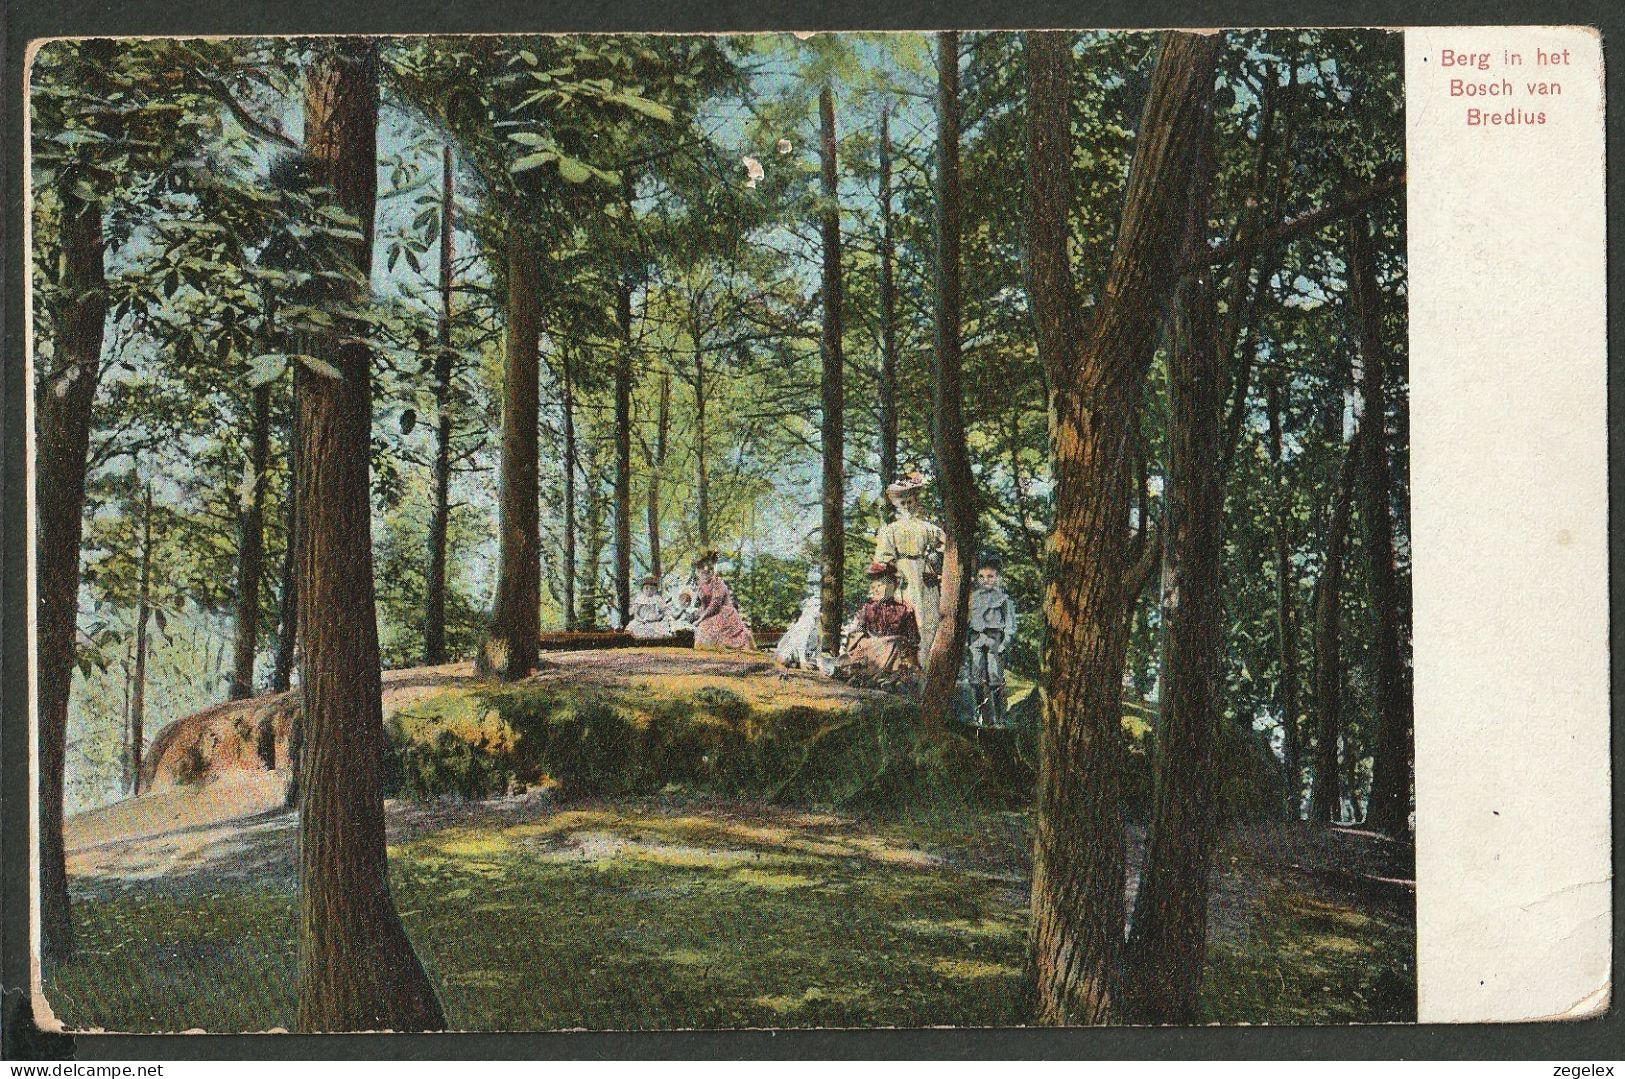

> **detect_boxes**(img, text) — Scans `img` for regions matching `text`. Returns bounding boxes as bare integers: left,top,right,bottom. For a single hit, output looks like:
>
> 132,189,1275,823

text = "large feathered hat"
885,471,929,504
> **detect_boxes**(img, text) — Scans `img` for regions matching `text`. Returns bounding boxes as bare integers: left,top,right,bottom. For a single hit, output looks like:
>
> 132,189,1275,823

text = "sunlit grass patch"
1201,881,1416,1024
47,801,1414,1032
927,957,1023,980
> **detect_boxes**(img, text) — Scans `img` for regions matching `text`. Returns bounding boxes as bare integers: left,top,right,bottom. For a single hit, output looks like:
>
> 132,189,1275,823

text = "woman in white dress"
873,472,945,665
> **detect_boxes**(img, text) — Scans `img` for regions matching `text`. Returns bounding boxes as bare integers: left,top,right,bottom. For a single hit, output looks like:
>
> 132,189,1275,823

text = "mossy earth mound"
139,647,1283,820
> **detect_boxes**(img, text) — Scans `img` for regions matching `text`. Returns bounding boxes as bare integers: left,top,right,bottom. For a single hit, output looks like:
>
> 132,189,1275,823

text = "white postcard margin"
1408,25,1611,1023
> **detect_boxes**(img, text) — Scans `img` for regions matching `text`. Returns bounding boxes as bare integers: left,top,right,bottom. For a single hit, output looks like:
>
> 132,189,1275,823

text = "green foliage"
38,28,1409,827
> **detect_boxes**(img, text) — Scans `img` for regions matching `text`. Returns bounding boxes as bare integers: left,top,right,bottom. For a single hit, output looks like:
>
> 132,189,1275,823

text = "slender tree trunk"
1124,116,1223,1024
646,369,671,581
817,85,846,654
561,348,578,630
424,145,455,665
613,277,634,627
920,33,976,731
1268,380,1302,821
1022,30,1220,1026
693,347,710,548
877,104,899,504
129,483,154,796
483,220,541,678
229,384,272,698
37,184,106,964
1343,729,1362,823
1309,438,1358,825
1348,214,1413,838
276,376,302,808
581,444,606,625
294,39,444,1032
272,380,300,695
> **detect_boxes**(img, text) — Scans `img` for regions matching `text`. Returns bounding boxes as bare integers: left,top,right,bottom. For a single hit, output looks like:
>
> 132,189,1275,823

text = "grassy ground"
50,652,1413,1031
52,802,1031,1031
49,799,1412,1031
1203,885,1416,1024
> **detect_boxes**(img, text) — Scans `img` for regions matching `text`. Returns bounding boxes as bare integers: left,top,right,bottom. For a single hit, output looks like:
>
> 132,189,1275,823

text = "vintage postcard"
15,23,1608,1039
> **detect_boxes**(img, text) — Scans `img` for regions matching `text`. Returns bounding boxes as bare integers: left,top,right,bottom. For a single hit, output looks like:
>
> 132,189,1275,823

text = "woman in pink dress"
691,550,755,651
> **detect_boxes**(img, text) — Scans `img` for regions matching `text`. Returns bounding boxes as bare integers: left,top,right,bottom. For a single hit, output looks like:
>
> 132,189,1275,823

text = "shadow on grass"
48,804,1029,1032
47,802,1416,1031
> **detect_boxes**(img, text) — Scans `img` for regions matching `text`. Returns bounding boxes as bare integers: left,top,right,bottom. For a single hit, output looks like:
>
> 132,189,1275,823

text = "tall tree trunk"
37,184,106,964
1309,438,1358,825
561,348,578,630
877,104,899,504
272,379,299,695
483,220,541,678
817,85,846,654
1023,30,1220,1025
581,443,606,624
646,369,671,580
693,346,710,548
1348,214,1413,837
129,482,154,796
1343,727,1362,823
920,33,976,731
613,278,634,627
276,376,301,809
424,144,455,665
1268,379,1302,821
229,383,272,698
294,39,444,1032
1124,116,1223,1024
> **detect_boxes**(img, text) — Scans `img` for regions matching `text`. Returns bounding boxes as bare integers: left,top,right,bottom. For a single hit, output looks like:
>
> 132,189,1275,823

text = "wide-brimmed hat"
885,471,929,503
640,574,660,587
865,561,898,579
693,548,720,568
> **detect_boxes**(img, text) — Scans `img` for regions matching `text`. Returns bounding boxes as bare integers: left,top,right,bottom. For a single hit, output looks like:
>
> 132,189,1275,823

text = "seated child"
626,575,675,639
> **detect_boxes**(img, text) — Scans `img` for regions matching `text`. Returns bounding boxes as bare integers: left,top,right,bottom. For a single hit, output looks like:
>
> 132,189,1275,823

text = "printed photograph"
29,29,1413,1031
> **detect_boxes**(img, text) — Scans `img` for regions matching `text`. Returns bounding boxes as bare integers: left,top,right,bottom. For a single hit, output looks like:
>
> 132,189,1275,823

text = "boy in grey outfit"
966,556,1018,727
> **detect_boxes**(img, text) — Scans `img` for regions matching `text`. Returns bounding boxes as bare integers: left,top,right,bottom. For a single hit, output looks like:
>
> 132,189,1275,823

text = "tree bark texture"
1309,437,1358,825
483,220,541,678
230,383,272,698
424,144,455,665
129,483,154,796
1124,117,1224,1024
1268,380,1303,821
1348,214,1413,838
647,369,671,581
294,39,444,1032
614,278,634,627
37,184,107,964
561,348,578,629
272,379,300,695
1022,29,1220,1025
692,343,710,548
817,85,846,655
877,104,899,505
920,33,977,732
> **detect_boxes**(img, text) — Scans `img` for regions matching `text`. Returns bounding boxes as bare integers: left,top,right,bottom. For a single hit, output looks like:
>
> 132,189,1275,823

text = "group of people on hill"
619,472,1019,727
624,549,754,650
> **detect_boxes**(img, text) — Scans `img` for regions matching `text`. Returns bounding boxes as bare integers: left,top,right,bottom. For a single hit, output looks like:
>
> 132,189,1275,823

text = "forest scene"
31,29,1413,1031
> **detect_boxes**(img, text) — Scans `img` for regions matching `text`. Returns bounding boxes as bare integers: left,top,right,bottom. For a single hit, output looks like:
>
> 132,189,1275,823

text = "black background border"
3,0,1620,1061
